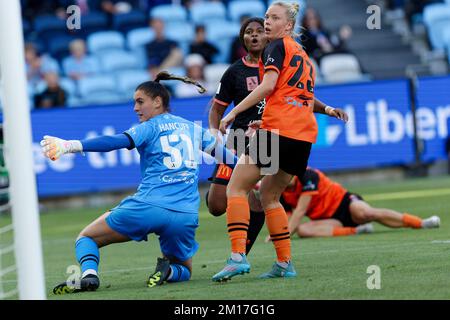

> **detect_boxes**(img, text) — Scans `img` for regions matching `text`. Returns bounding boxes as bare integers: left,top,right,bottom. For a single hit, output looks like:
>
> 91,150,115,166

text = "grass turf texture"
1,176,450,299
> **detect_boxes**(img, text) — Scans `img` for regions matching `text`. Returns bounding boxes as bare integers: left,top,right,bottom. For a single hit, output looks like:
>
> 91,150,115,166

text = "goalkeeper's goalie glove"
40,135,83,161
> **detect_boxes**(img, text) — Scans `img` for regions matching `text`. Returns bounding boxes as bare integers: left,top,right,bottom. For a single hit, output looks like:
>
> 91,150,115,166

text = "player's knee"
297,225,312,238
208,204,226,217
356,207,376,223
205,190,226,216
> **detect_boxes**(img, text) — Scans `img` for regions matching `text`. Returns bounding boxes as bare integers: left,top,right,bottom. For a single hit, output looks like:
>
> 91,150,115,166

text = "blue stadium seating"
190,2,227,24
33,15,68,44
80,92,126,105
59,78,78,98
78,75,125,104
113,10,148,34
48,35,77,62
100,50,142,73
116,70,151,97
423,3,450,49
150,4,188,23
444,27,450,63
228,0,266,22
165,21,195,56
74,12,109,38
205,20,240,63
87,31,125,54
127,27,155,50
36,77,78,98
78,75,117,97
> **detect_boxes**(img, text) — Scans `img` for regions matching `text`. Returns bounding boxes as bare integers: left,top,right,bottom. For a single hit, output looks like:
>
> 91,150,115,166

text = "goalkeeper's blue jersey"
124,113,216,214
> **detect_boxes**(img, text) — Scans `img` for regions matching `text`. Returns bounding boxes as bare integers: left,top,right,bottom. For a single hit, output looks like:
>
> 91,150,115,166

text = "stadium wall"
1,75,450,199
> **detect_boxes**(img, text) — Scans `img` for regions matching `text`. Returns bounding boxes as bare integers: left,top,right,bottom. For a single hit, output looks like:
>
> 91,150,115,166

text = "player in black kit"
207,17,267,254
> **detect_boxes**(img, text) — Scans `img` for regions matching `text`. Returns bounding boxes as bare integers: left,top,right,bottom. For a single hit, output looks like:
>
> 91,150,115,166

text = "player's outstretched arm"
219,70,278,134
313,98,348,123
41,134,132,161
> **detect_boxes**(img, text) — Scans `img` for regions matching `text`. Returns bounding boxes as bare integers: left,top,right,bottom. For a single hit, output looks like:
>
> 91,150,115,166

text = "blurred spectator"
63,39,99,80
146,18,183,79
189,25,219,64
175,54,215,97
25,43,60,87
22,0,67,22
446,136,450,175
98,0,138,14
34,72,67,109
300,7,352,63
229,15,251,63
401,0,443,27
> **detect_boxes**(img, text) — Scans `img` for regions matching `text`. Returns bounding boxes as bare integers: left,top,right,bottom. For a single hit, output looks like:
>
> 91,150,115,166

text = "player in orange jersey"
265,167,440,240
212,1,348,282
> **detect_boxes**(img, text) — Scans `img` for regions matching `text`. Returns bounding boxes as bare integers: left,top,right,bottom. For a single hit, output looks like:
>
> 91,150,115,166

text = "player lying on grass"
261,167,441,240
41,72,239,294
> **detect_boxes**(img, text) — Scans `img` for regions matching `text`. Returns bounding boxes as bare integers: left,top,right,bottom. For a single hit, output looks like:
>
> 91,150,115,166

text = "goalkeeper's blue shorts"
106,196,199,262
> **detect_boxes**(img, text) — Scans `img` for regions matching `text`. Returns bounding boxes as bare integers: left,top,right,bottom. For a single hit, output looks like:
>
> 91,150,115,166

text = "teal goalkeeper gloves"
40,135,83,161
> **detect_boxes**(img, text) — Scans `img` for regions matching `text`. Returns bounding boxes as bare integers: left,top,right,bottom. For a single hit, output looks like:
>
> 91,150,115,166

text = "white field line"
363,188,450,201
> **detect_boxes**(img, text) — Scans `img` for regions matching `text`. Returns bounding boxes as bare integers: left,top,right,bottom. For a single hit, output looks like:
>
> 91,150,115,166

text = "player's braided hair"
136,71,207,111
239,17,265,52
155,71,206,94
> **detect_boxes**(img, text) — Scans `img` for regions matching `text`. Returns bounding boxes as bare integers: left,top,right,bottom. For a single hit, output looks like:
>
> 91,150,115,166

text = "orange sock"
227,196,250,254
332,227,356,236
402,213,422,229
265,207,291,262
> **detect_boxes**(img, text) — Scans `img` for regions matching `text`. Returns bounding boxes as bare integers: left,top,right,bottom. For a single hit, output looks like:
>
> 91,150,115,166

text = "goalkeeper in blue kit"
41,72,238,294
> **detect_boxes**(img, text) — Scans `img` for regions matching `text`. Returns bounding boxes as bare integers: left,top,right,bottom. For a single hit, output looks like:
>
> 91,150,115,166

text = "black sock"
246,210,265,254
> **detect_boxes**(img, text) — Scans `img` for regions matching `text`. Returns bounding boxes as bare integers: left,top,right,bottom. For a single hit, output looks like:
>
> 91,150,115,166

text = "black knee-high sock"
246,210,265,254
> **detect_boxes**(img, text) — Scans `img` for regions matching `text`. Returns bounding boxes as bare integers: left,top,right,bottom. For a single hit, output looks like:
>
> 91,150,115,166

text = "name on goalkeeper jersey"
159,122,190,132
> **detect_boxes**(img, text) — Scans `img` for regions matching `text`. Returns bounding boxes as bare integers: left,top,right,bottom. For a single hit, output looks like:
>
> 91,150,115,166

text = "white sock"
166,266,174,281
277,261,289,268
82,269,98,278
231,252,244,262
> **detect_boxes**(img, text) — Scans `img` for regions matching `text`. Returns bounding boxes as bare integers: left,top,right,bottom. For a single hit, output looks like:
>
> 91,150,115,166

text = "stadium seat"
77,75,117,98
310,58,325,84
87,31,125,55
100,50,142,73
116,70,151,97
319,53,366,84
23,19,31,37
165,21,195,56
150,4,188,23
204,64,230,86
113,11,148,34
33,15,67,41
127,27,155,50
80,92,126,105
205,20,240,63
228,0,266,22
423,3,450,49
73,12,109,37
190,2,227,25
48,35,77,62
35,77,77,98
165,66,187,77
444,28,450,63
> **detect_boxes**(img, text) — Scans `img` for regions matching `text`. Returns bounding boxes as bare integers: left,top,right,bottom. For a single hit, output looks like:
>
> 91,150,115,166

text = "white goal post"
0,0,46,300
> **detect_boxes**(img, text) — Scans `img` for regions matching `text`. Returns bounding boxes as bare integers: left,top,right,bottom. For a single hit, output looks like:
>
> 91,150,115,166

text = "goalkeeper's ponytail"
136,71,207,112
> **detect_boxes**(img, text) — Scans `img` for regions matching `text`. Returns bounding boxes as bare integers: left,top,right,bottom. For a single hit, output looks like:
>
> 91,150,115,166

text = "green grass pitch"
1,176,450,299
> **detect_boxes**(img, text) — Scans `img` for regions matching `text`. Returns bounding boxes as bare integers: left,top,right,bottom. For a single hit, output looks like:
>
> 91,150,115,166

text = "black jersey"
214,57,265,130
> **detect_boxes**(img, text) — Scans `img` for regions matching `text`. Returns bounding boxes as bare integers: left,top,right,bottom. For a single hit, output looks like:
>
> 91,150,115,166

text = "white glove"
40,135,83,161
